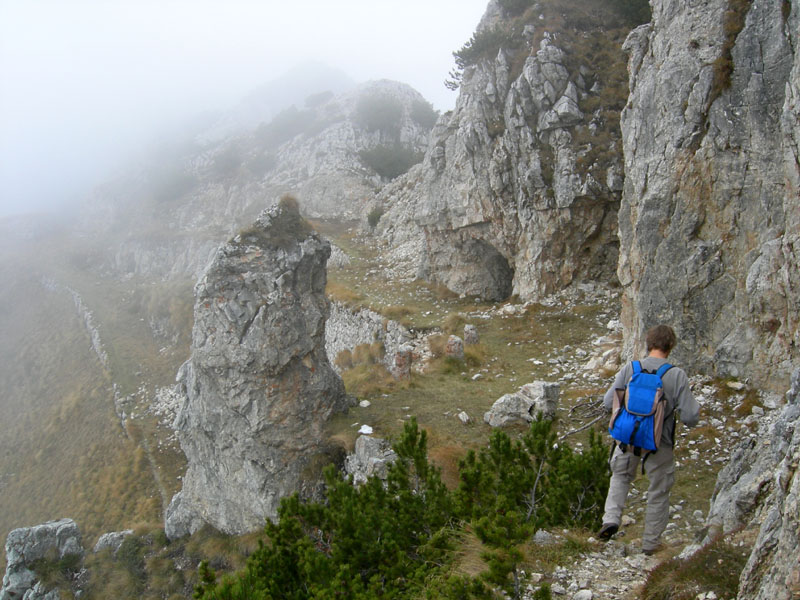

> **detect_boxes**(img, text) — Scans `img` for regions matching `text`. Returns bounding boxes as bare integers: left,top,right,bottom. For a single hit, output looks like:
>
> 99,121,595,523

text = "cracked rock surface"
165,200,348,538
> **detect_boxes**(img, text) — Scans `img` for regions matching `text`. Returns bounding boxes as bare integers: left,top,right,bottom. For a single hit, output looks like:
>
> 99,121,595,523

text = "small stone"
727,381,746,391
359,400,371,408
358,424,373,435
573,590,593,600
464,324,479,345
457,411,471,424
533,529,556,544
621,515,636,527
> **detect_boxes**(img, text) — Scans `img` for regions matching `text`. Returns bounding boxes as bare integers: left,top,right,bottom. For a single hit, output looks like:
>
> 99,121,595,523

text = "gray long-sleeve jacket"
603,356,700,448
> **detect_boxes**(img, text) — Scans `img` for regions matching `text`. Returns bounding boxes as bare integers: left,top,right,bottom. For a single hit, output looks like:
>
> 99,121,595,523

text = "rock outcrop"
325,302,412,373
376,1,628,300
484,381,560,427
92,530,133,555
704,369,800,599
165,198,348,539
618,0,799,390
1,518,83,600
344,435,398,486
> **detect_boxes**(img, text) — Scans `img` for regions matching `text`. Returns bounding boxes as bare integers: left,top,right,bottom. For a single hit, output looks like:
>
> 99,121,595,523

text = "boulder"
391,345,413,380
326,302,411,373
344,435,398,486
92,530,133,555
484,381,560,427
165,199,348,539
445,335,465,361
1,518,83,600
463,324,479,345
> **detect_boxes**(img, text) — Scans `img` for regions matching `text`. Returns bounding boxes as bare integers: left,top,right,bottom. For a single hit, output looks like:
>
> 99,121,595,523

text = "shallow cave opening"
462,238,514,302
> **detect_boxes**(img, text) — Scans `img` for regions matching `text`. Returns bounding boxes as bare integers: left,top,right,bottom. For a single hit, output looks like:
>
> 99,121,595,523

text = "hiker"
598,324,700,555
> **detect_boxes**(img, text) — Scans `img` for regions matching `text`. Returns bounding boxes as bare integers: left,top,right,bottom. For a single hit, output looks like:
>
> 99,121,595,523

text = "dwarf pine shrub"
195,416,608,599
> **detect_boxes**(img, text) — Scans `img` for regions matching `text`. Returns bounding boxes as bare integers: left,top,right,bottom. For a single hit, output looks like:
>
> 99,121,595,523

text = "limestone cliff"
618,0,799,390
375,0,636,300
164,198,348,538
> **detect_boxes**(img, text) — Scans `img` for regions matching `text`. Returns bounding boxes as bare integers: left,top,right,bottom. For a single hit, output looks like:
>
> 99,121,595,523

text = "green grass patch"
640,532,750,600
340,362,410,399
523,531,594,572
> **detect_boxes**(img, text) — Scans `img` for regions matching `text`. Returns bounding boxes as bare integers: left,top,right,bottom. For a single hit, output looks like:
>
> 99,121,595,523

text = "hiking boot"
598,523,619,540
642,543,663,556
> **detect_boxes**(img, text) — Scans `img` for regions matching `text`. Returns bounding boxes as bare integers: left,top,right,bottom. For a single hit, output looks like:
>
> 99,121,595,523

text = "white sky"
0,0,489,217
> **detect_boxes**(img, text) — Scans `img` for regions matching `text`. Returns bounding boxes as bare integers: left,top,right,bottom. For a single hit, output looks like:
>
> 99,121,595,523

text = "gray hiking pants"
602,445,675,552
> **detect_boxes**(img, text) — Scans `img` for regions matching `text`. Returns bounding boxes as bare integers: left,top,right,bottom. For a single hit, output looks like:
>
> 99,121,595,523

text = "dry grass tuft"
326,281,364,306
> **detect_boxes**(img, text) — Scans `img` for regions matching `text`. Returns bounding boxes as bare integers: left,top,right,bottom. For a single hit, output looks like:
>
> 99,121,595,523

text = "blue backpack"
608,361,672,453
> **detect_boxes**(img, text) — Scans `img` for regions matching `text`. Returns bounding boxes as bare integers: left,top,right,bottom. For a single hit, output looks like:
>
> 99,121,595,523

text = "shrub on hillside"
410,98,439,129
212,145,242,178
150,167,198,204
304,90,334,108
354,92,403,135
194,419,453,599
366,205,384,228
359,143,423,180
255,106,316,148
194,417,609,599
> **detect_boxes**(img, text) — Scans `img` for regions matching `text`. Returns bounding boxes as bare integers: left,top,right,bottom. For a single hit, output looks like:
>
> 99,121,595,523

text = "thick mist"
0,0,488,217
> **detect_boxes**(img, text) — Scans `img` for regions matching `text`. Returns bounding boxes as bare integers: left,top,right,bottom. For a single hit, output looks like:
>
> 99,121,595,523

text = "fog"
0,0,489,217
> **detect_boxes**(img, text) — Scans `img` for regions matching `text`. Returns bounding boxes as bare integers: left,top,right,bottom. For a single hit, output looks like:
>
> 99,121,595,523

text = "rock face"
705,369,800,599
325,302,412,372
618,0,800,390
1,518,83,600
376,1,625,301
165,199,348,539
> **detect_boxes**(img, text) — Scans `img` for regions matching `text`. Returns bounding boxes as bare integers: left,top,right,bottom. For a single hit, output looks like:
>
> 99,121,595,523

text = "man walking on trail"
598,324,700,555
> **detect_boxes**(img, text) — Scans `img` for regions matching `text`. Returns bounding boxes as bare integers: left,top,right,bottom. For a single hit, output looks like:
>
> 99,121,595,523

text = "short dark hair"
646,325,677,354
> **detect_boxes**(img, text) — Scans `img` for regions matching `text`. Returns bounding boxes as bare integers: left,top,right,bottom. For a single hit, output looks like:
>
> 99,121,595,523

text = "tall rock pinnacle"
165,196,348,539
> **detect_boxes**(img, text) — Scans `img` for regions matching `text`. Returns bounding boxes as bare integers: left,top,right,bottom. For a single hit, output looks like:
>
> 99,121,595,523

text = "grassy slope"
0,256,160,565
0,217,740,598
0,230,190,570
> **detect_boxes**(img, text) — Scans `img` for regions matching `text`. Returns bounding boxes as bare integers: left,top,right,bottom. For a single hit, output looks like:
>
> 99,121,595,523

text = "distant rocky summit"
84,79,437,282
165,198,348,538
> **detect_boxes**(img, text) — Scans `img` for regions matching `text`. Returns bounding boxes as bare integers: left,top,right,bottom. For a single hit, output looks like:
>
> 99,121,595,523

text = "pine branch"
558,414,604,441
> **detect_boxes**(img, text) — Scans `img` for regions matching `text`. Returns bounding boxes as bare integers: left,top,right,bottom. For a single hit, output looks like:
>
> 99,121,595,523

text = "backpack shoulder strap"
655,363,673,378
632,361,642,374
